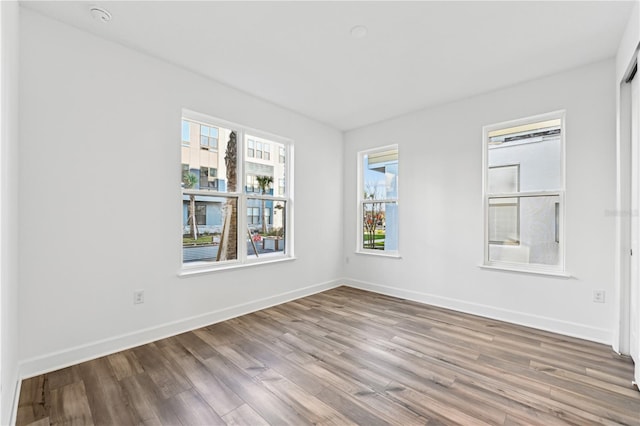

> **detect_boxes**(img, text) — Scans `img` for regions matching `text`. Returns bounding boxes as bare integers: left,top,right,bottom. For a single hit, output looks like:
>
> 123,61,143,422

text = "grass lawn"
183,234,217,245
363,230,386,249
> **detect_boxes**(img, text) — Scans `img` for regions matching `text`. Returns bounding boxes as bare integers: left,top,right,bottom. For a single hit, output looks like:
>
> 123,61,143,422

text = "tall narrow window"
357,145,399,255
483,112,565,273
181,111,293,272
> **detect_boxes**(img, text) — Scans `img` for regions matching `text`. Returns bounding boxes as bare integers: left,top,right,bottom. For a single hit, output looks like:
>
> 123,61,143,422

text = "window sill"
479,264,572,278
355,250,402,259
179,255,296,277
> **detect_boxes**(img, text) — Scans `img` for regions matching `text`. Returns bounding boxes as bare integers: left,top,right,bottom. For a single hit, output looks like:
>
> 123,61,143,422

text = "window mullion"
236,128,248,263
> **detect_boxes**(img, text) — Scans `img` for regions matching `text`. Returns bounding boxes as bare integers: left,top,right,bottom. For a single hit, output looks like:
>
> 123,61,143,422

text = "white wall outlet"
593,290,605,303
134,290,144,305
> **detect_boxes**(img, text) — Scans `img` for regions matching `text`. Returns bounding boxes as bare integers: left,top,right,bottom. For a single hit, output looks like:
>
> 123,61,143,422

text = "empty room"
2,1,640,425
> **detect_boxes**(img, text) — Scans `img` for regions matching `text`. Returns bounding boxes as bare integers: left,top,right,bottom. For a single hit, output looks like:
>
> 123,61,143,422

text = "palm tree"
182,172,198,240
256,175,273,234
218,131,238,261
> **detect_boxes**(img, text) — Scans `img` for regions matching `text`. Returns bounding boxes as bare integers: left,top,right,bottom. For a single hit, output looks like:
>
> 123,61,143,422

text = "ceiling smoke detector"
90,7,112,23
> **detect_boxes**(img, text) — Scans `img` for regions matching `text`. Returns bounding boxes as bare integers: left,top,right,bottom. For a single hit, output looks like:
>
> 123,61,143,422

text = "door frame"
616,48,640,388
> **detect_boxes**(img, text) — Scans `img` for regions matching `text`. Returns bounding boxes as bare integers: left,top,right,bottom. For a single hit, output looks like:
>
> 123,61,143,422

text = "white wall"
1,1,21,423
17,9,344,377
344,59,617,344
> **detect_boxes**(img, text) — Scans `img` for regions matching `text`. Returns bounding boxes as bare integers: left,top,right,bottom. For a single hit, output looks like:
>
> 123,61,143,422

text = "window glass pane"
488,195,560,266
244,135,286,196
362,201,398,251
488,119,561,191
182,120,190,143
363,148,398,200
181,120,236,193
488,165,519,194
182,196,237,264
247,199,286,258
488,198,519,244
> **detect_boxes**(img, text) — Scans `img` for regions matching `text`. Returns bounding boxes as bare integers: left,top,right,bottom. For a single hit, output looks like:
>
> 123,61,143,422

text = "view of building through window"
485,114,564,270
358,146,399,254
181,114,290,268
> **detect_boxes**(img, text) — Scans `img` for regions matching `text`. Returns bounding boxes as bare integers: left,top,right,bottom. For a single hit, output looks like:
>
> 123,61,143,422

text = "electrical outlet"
593,290,605,303
134,290,144,305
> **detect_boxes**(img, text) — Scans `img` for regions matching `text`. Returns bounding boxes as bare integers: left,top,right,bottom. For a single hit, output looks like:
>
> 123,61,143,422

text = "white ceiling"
22,1,635,131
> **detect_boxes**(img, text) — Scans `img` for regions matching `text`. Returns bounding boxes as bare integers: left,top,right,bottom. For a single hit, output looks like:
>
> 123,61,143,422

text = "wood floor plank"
131,342,192,399
221,403,269,426
77,357,137,426
119,373,184,426
48,381,94,426
106,351,144,381
116,375,165,426
17,286,640,426
47,365,82,391
166,389,225,426
16,376,49,426
159,336,244,417
254,369,355,425
202,352,313,425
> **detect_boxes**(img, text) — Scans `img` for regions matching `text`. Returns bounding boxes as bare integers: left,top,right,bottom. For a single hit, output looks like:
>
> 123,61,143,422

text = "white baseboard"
18,279,342,380
342,278,612,345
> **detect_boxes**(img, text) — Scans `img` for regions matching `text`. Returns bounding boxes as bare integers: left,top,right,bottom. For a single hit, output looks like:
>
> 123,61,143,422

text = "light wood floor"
17,286,640,425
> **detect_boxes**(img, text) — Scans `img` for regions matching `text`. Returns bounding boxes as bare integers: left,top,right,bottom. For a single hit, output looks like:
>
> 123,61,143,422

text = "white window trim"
356,144,400,257
482,110,567,275
180,109,294,275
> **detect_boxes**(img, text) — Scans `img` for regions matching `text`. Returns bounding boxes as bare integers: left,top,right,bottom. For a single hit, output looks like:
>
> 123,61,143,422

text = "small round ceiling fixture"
350,25,368,39
90,7,112,23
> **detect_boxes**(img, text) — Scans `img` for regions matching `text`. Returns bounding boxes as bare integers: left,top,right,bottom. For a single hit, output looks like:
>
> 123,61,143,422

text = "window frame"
356,144,400,258
180,110,294,276
482,110,567,275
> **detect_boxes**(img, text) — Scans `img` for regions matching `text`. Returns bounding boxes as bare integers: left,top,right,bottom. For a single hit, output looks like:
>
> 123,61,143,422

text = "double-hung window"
357,145,399,256
483,111,565,274
181,110,293,273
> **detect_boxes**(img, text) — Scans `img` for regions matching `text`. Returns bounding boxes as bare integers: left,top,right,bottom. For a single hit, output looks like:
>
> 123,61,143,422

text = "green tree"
182,172,198,240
